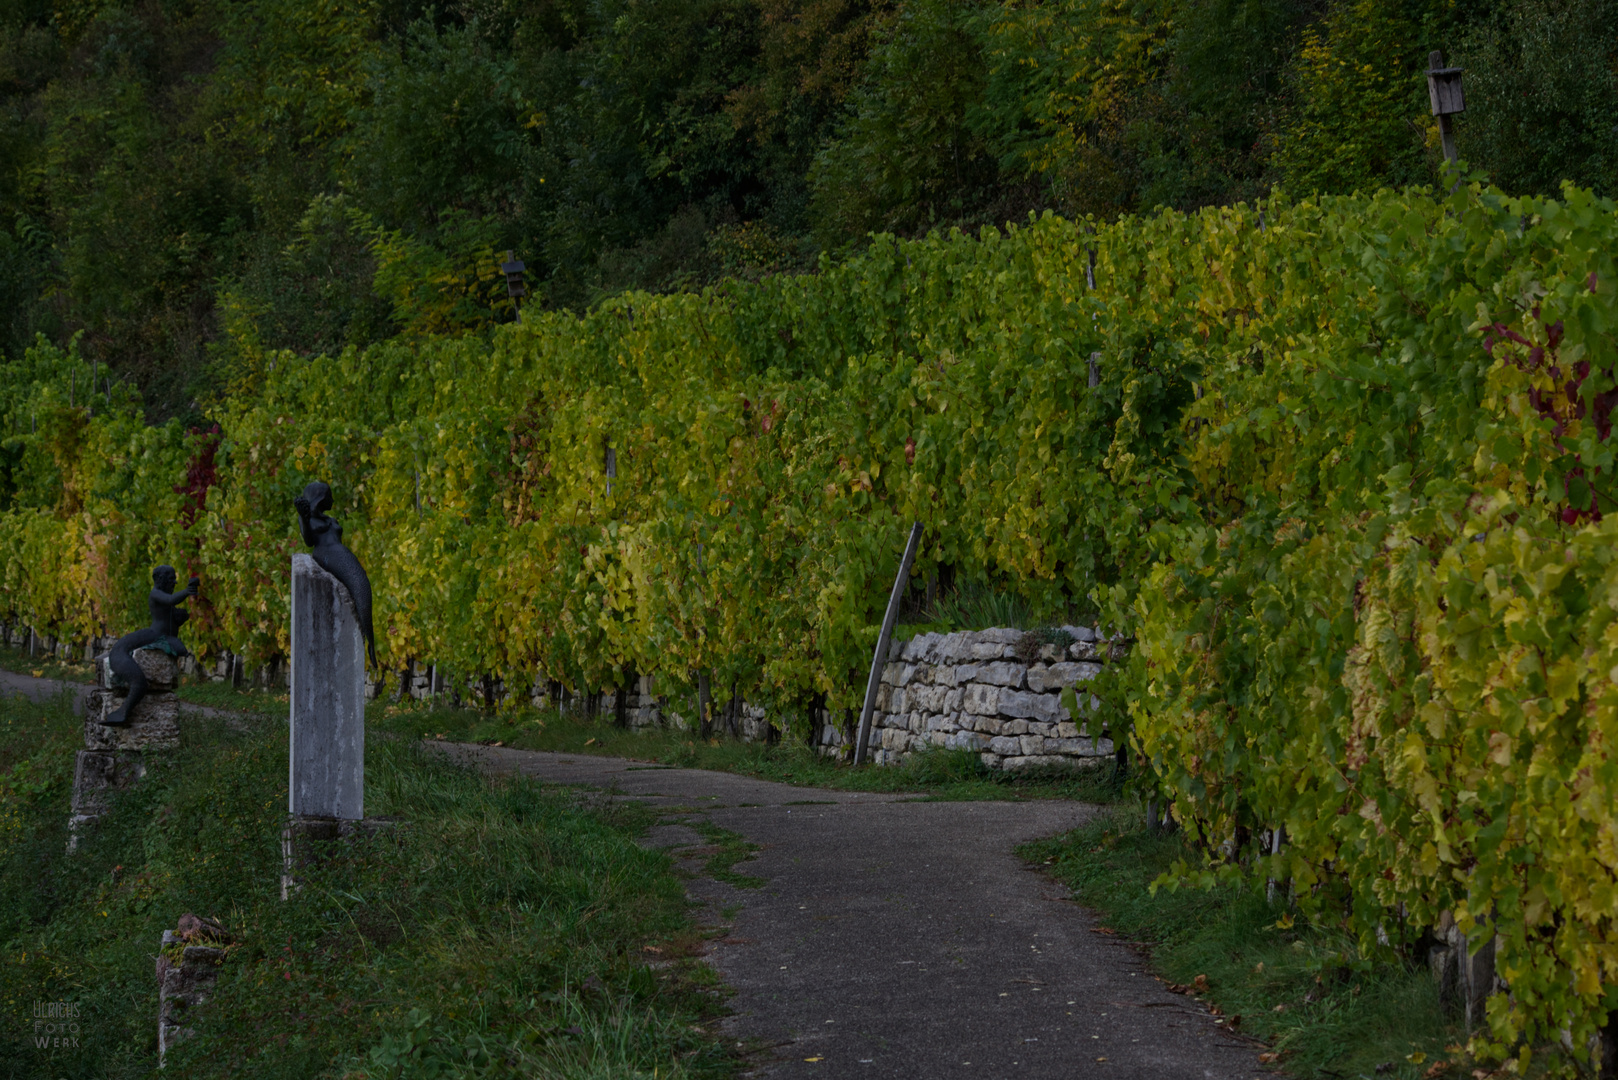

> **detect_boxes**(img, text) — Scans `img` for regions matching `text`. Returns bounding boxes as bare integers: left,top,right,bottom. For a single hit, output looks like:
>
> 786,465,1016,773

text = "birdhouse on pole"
1426,51,1465,165
501,250,528,324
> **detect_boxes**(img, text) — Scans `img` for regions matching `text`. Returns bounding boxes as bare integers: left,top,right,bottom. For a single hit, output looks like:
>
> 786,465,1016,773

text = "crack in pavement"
439,743,1266,1080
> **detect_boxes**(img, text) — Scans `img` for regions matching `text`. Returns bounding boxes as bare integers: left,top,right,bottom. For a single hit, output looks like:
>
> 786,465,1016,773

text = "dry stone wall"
823,627,1117,769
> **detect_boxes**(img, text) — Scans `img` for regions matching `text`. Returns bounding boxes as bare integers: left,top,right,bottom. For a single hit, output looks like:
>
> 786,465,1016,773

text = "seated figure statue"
100,565,199,727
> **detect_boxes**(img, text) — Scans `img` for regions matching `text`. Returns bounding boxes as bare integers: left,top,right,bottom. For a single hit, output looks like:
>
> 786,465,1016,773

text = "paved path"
0,666,255,724
0,667,92,709
438,745,1264,1080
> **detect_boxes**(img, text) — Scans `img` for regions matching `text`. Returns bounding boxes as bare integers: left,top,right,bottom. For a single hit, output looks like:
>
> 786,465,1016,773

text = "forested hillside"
1,0,1613,419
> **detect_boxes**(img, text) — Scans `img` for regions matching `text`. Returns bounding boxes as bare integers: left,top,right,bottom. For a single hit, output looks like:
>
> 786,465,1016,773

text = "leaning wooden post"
853,521,923,766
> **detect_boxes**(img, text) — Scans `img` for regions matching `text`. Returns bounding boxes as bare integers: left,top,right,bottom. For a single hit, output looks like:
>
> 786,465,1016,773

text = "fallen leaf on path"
1192,974,1209,991
1423,1062,1451,1078
803,1057,822,1063
1258,1052,1280,1064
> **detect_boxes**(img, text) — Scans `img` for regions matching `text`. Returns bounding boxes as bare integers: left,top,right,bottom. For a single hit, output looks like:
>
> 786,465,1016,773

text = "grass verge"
0,642,95,684
362,696,1122,804
1023,809,1467,1080
0,686,736,1080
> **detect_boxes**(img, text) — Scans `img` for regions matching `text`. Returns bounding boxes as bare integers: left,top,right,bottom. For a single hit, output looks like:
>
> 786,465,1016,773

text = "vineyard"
5,178,1618,1066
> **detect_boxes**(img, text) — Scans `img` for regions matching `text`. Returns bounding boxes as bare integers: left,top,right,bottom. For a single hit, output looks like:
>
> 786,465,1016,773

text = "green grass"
0,686,738,1080
1023,809,1468,1079
173,679,286,711
0,641,95,684
361,695,1122,804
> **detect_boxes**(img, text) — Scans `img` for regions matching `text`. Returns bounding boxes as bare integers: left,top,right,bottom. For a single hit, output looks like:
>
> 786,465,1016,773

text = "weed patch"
681,822,764,890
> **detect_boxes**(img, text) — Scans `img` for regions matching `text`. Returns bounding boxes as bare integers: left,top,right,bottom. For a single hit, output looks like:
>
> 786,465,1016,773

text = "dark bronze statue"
100,565,198,727
294,481,378,670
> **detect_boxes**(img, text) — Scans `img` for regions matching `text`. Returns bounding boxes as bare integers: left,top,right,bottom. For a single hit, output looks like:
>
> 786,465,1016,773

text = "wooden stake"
853,521,923,765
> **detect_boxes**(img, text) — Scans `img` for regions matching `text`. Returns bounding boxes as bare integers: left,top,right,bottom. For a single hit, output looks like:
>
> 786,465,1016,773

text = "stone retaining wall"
821,627,1118,769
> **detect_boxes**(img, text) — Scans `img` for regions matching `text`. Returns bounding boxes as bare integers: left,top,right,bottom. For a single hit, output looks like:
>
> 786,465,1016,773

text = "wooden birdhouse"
1427,51,1465,116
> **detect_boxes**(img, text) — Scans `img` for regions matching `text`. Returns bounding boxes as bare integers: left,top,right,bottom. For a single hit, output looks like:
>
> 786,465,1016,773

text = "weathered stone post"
283,554,366,896
289,553,365,820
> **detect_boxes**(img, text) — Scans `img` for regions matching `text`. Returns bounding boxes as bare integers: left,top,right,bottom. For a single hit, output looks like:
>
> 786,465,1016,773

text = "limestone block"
1035,645,1062,662
976,628,1022,645
977,662,1025,689
289,554,366,822
1062,625,1097,642
105,647,180,692
1027,662,1100,693
1056,721,1080,738
889,688,908,714
1020,734,1049,756
1002,718,1028,736
937,633,973,662
953,663,980,685
875,686,892,711
926,714,959,733
962,684,1001,715
996,689,1060,722
903,633,941,661
84,689,180,751
943,688,964,712
912,663,934,684
947,731,990,752
970,642,1011,660
988,735,1022,756
912,685,948,713
1069,641,1103,661
70,750,147,816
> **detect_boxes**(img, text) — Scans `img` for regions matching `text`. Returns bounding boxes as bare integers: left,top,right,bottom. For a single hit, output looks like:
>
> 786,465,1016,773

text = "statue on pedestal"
100,565,198,727
293,481,377,670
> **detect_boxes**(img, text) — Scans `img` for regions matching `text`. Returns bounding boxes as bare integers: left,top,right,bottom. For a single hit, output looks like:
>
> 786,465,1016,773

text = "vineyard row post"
853,521,923,766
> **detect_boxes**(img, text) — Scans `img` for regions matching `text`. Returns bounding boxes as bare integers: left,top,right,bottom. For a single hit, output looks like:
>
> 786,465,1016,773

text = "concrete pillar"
288,554,364,822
